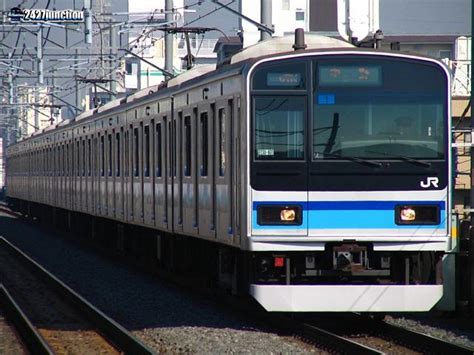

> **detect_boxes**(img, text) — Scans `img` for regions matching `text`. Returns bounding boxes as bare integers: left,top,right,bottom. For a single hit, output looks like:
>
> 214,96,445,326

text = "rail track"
0,284,52,354
2,204,473,354
286,313,474,354
0,236,154,354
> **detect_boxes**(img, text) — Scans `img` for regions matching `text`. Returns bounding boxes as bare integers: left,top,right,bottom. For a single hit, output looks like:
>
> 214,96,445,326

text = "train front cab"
245,51,454,312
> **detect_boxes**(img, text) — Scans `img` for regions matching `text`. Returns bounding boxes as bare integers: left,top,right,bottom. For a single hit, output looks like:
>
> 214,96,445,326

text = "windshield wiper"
365,150,431,168
314,151,382,167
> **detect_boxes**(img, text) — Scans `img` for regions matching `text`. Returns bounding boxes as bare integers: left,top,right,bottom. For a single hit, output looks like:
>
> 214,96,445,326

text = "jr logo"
420,177,439,188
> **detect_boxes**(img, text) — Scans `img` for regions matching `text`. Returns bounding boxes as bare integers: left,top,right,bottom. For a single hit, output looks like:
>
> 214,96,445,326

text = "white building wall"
242,0,309,48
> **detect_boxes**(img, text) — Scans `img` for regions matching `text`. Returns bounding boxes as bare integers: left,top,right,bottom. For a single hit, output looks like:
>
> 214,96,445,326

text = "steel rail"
0,284,53,355
365,317,474,355
0,237,155,355
268,314,383,354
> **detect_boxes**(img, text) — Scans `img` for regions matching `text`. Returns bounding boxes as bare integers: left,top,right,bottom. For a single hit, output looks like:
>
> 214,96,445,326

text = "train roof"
125,84,161,103
167,64,216,88
231,33,353,64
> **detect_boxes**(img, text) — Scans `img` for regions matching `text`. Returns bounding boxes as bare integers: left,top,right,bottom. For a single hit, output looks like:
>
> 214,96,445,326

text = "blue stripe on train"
252,201,446,230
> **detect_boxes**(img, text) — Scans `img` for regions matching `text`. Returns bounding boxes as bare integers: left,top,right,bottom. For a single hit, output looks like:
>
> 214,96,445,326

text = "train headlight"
258,205,302,225
280,208,296,222
395,205,440,225
400,207,416,221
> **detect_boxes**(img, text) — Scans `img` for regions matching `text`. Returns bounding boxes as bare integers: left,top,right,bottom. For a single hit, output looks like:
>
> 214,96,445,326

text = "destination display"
319,65,382,86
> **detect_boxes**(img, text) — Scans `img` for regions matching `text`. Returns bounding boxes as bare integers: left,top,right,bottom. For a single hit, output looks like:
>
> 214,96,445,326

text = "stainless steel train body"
6,35,453,312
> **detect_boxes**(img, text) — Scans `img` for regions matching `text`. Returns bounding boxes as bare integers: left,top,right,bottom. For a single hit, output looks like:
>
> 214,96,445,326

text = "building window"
439,50,452,60
296,9,305,21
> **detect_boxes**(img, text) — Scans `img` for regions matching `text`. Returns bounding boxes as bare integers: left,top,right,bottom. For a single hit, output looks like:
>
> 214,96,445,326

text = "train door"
215,99,234,243
94,133,100,216
165,115,174,231
98,131,105,216
115,127,124,220
173,111,183,232
232,96,241,245
154,116,166,229
106,129,114,218
124,125,132,222
65,141,69,209
49,145,54,206
197,104,216,239
52,142,57,207
74,138,80,211
182,108,196,235
61,142,66,209
143,120,154,226
86,134,92,214
132,121,144,224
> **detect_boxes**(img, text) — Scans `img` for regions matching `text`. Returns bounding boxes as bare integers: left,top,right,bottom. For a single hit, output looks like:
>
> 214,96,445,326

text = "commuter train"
6,32,455,312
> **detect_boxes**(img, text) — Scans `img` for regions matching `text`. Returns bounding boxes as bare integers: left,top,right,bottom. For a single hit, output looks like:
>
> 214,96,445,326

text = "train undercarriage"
7,198,470,313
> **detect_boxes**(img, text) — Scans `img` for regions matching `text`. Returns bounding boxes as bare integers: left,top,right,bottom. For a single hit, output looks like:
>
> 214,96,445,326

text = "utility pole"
75,49,81,115
260,0,272,41
109,20,117,101
84,0,93,45
7,72,17,144
37,26,44,84
50,68,57,124
469,0,474,314
165,0,174,75
34,85,39,130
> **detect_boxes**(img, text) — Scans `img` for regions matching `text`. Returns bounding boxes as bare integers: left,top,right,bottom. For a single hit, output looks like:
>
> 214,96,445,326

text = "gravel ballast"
1,208,473,352
0,210,318,353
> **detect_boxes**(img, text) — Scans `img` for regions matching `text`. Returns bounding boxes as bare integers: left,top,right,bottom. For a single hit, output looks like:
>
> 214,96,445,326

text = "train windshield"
313,57,447,160
254,97,305,160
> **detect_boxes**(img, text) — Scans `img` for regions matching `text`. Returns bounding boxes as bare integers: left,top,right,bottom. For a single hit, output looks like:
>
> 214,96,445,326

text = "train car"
6,31,454,312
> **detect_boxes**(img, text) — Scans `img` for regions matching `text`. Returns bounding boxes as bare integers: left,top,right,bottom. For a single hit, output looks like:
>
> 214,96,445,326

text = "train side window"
116,132,121,177
66,144,69,177
218,108,226,177
200,112,208,176
95,138,99,177
144,125,150,177
173,119,177,177
82,140,86,176
100,135,105,177
60,145,63,176
184,116,191,177
124,130,129,177
134,127,139,177
76,141,80,177
88,139,92,176
155,123,162,177
168,121,172,176
108,134,113,177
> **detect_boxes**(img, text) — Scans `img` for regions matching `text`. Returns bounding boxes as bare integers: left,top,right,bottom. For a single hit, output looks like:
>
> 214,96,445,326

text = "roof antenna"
293,28,307,51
